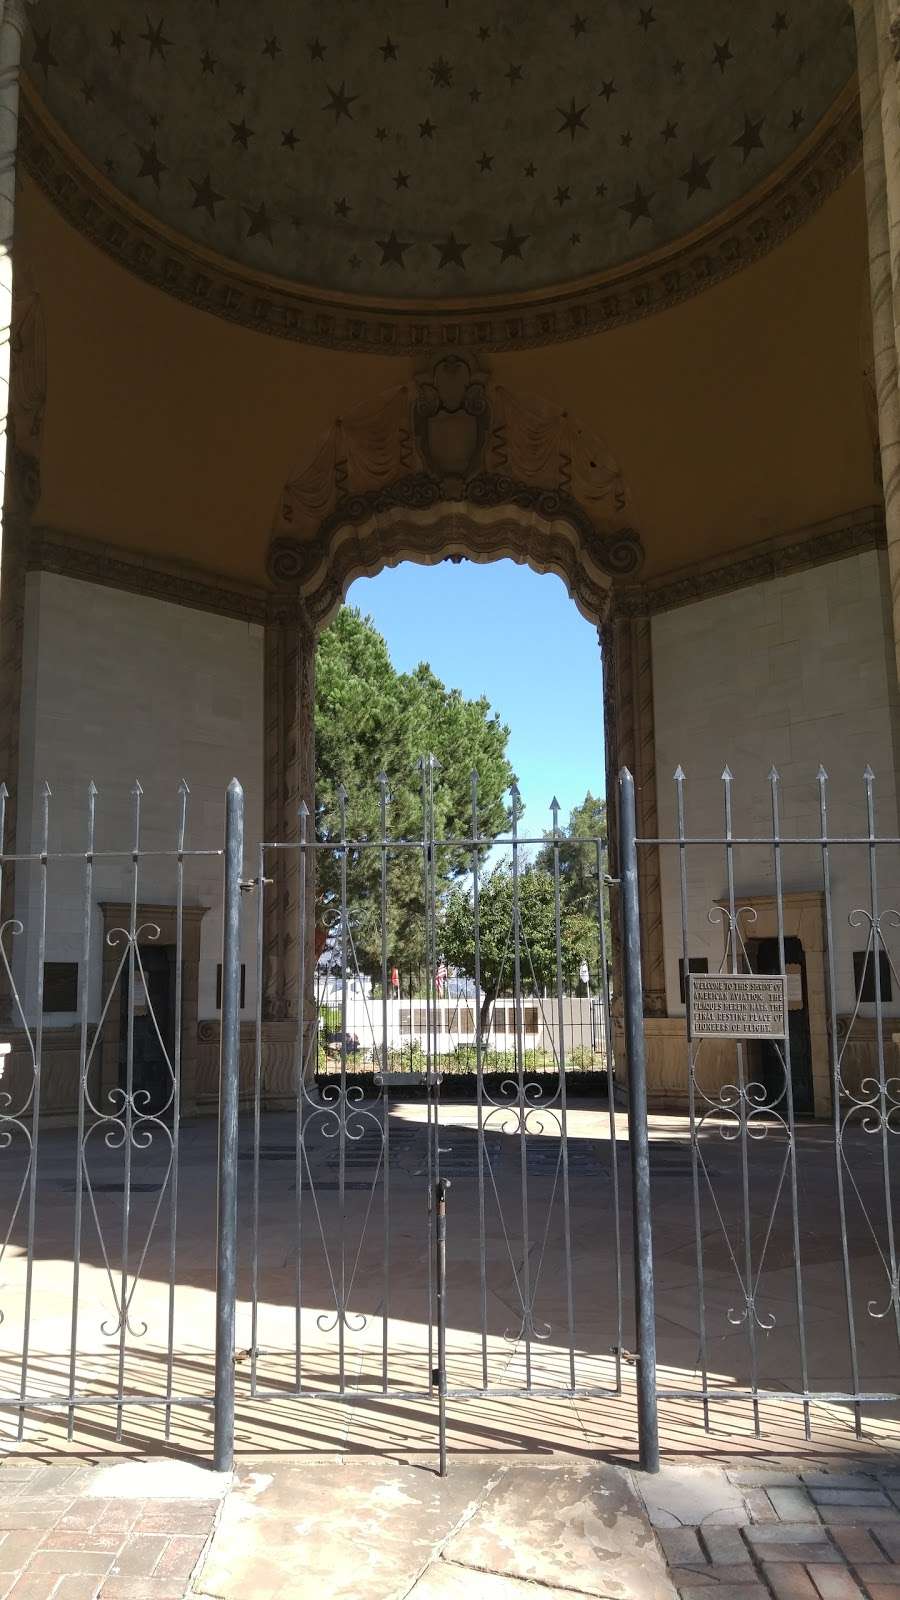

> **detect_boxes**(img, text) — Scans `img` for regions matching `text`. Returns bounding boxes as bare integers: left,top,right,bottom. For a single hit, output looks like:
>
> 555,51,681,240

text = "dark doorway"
118,945,176,1116
749,936,815,1118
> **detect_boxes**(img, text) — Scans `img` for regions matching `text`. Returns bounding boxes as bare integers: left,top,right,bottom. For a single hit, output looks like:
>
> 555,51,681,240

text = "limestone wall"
649,549,900,1114
13,570,264,1029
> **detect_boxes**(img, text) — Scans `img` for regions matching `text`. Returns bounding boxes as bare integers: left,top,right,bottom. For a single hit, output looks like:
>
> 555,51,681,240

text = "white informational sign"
579,960,590,985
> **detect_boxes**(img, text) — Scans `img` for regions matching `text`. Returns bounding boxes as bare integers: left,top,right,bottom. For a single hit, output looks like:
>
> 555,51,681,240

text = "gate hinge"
611,1344,639,1364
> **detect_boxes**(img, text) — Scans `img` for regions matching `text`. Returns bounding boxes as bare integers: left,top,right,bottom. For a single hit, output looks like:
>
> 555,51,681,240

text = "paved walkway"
644,1462,900,1600
3,1454,900,1600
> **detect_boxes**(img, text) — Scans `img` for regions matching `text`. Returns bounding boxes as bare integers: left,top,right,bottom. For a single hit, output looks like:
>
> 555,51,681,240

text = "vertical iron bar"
114,781,140,1443
617,767,659,1474
596,839,623,1394
510,782,533,1385
675,768,709,1431
67,780,96,1437
378,773,390,1394
427,755,443,1406
471,772,489,1390
214,777,244,1474
250,844,264,1396
435,1176,450,1476
164,780,188,1439
550,796,576,1388
864,768,900,1346
769,768,811,1439
419,759,435,1390
19,782,48,1439
338,783,349,1390
295,801,309,1392
427,756,441,1199
723,766,760,1437
819,767,862,1435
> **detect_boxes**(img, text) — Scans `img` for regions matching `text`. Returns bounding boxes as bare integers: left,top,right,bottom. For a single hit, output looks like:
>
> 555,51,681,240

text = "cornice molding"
608,507,886,621
29,508,885,636
28,526,271,624
19,77,861,356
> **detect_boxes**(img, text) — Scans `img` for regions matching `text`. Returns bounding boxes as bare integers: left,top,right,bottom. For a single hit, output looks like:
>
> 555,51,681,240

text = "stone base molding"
196,1018,302,1110
0,1024,89,1125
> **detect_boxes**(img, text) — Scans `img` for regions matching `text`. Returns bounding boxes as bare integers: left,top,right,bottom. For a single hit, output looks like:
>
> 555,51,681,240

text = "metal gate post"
214,777,244,1472
618,767,660,1474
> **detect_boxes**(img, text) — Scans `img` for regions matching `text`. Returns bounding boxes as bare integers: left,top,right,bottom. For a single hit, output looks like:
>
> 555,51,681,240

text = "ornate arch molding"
268,475,642,627
266,359,643,625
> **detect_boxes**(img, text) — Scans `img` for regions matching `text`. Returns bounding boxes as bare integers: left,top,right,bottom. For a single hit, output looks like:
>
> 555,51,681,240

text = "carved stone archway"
269,475,643,631
268,355,642,621
260,359,664,1036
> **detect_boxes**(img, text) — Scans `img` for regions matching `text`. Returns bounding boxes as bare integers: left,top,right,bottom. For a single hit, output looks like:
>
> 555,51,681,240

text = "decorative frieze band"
609,508,886,621
28,526,271,624
27,509,886,635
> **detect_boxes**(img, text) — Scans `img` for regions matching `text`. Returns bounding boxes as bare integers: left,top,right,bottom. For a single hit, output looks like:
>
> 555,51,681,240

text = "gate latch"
240,876,272,894
611,1344,640,1364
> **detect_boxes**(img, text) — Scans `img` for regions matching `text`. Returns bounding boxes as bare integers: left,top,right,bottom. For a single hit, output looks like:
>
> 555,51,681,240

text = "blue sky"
345,559,605,836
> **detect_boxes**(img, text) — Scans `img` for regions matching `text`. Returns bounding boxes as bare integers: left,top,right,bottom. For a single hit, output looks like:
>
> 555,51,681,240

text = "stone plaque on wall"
688,974,787,1039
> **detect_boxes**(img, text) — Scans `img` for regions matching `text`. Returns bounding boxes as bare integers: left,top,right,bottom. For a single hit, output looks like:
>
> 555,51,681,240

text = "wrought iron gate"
3,758,895,1471
217,762,638,1472
631,760,900,1443
0,767,642,1470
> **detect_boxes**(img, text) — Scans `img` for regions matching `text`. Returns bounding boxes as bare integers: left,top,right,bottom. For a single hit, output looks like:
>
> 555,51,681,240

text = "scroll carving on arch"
269,358,644,625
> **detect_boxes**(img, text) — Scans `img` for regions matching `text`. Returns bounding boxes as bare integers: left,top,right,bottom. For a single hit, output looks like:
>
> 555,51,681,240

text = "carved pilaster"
263,599,316,1040
856,0,900,683
600,608,666,1018
0,464,36,1023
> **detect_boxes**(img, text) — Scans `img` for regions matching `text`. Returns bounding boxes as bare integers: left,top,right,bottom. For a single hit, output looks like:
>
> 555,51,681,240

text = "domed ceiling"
23,1,857,344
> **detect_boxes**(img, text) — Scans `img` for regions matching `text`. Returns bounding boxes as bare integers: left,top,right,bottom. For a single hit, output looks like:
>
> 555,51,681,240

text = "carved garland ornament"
19,80,861,356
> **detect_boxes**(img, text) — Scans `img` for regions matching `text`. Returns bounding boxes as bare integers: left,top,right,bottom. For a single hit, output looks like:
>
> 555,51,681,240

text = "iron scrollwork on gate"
636,760,900,1439
243,756,624,1468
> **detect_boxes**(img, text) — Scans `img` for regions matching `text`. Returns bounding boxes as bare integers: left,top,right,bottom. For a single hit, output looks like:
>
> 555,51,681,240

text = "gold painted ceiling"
26,1,855,303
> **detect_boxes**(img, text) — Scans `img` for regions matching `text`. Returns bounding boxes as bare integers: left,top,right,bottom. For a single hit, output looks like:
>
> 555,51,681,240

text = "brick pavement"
648,1466,900,1600
0,1459,223,1600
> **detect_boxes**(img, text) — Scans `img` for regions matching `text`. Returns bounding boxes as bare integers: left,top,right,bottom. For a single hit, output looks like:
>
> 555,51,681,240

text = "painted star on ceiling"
557,98,589,141
621,181,654,225
139,15,172,62
245,200,274,241
323,82,358,121
492,222,529,260
732,113,765,161
136,137,166,187
191,171,224,218
378,230,412,266
434,232,469,268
